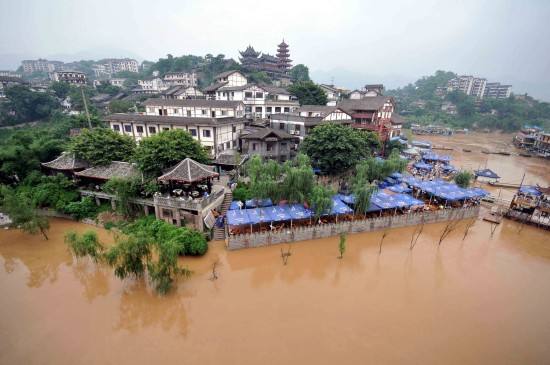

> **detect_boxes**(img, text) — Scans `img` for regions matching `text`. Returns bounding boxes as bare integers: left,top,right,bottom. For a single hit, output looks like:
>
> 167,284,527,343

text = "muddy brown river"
1,133,550,365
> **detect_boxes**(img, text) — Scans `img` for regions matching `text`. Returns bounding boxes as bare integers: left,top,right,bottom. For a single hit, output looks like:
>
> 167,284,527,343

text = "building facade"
270,106,353,141
50,71,87,85
240,127,295,162
338,96,401,140
238,40,292,82
447,75,511,99
103,58,139,74
21,59,62,73
484,82,512,99
163,72,198,87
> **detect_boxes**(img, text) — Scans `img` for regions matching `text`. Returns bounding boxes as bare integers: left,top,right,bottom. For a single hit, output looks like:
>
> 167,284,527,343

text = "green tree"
102,177,142,217
50,81,71,99
290,64,310,82
338,232,346,259
454,171,473,188
2,85,59,124
301,124,380,174
247,71,272,84
65,230,104,262
108,100,134,113
288,81,328,105
69,128,136,166
0,186,50,240
309,184,334,220
134,129,209,177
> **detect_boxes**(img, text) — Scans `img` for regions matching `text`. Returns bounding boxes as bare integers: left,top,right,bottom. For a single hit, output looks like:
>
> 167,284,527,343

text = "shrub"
64,197,98,220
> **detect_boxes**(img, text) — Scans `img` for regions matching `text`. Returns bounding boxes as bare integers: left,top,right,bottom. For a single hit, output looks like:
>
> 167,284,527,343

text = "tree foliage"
309,184,334,219
290,64,310,82
134,129,208,177
454,171,474,188
0,186,50,240
1,85,59,125
300,124,380,174
288,81,328,105
69,127,136,166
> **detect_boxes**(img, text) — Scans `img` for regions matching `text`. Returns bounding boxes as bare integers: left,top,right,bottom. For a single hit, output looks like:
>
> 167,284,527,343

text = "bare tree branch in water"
280,244,292,265
410,217,425,250
438,220,459,246
490,222,498,238
379,230,388,254
517,212,527,233
462,218,476,241
209,259,221,281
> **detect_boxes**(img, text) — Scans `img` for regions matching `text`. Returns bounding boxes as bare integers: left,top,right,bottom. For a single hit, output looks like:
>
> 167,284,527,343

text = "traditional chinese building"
238,39,292,83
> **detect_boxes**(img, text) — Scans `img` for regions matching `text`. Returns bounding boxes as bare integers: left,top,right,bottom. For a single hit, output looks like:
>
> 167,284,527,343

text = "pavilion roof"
41,152,88,171
158,158,219,183
75,161,139,181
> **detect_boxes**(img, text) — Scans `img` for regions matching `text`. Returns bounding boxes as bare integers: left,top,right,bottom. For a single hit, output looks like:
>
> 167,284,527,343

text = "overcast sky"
1,0,549,100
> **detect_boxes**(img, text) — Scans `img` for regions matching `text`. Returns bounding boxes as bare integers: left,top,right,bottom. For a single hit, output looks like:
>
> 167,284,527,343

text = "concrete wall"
227,206,480,250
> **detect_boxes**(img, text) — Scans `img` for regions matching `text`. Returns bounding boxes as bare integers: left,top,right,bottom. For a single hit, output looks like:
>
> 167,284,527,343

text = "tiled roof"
75,161,139,181
240,127,294,140
41,152,88,171
158,158,219,183
214,70,242,79
295,105,337,114
213,151,248,166
337,97,394,113
202,81,228,92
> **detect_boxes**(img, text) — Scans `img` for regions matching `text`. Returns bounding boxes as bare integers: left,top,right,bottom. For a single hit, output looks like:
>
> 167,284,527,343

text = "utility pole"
80,85,92,129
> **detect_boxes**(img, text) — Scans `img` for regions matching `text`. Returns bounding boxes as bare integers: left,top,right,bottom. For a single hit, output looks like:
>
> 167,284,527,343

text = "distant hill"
386,70,550,132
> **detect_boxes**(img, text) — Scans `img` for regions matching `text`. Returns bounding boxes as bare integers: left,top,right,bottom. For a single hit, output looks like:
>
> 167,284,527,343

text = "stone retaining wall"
227,206,480,250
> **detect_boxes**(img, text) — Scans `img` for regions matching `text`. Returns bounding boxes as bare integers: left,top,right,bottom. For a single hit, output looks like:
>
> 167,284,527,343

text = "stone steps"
212,191,233,240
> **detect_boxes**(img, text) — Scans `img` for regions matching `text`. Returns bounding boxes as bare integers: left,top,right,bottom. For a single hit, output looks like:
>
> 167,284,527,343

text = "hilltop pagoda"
276,39,292,74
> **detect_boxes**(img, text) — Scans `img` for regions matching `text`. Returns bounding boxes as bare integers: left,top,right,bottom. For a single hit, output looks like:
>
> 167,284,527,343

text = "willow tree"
310,184,334,220
0,186,50,240
281,166,315,203
353,183,378,216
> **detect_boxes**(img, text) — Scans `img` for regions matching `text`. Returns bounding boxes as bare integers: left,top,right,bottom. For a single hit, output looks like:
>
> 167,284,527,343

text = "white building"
349,84,385,100
106,98,247,157
163,85,205,99
137,78,168,92
163,72,198,87
21,59,61,73
103,58,139,74
484,82,512,99
49,71,87,85
270,106,352,141
109,78,126,88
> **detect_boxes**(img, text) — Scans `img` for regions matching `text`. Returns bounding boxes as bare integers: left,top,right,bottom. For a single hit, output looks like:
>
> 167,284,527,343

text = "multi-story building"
105,99,247,157
238,40,292,84
204,70,298,118
240,126,296,162
21,59,63,73
484,82,512,99
102,58,139,74
338,96,402,140
109,78,126,88
349,84,385,100
163,72,198,87
135,78,168,93
319,84,343,106
269,106,353,141
50,71,87,85
534,133,550,155
0,71,22,78
447,75,510,99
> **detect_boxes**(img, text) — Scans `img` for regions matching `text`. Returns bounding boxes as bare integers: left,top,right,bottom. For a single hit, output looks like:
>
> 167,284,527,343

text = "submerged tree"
338,232,347,259
454,171,474,188
309,184,334,221
0,186,50,240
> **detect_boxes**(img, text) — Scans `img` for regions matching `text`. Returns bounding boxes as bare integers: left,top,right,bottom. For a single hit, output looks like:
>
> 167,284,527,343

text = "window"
173,109,178,114
136,126,144,133
295,125,301,132
256,92,263,99
275,107,281,113
225,142,230,149
203,129,211,138
232,125,237,133
284,107,290,113
245,91,253,98
158,109,162,116
189,128,197,137
112,125,120,131
221,110,227,116
124,125,132,133
245,106,252,113
201,109,206,115
279,123,285,130
187,110,191,117
252,143,257,151
266,107,272,113
163,127,170,131
255,107,262,113
148,126,156,134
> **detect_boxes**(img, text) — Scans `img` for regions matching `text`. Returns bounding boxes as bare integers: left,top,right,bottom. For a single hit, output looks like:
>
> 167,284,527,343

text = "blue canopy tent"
371,192,404,210
441,164,457,173
245,198,273,208
412,140,432,149
414,162,433,171
229,201,242,210
463,187,489,199
266,205,292,222
388,184,412,193
519,186,542,196
422,152,451,163
393,193,425,207
226,209,251,226
474,169,500,179
335,194,355,205
390,172,403,180
288,204,313,220
330,196,353,215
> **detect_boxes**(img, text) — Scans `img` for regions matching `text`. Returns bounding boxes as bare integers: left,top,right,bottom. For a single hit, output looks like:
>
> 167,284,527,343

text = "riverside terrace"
224,175,488,237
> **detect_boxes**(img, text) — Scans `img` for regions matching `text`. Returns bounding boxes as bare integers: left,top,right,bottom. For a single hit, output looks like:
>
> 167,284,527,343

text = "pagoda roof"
75,161,139,181
239,45,260,58
158,158,219,183
41,152,88,171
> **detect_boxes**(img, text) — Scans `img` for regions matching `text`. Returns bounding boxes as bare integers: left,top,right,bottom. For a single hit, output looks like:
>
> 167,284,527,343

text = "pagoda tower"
276,39,292,74
239,45,261,68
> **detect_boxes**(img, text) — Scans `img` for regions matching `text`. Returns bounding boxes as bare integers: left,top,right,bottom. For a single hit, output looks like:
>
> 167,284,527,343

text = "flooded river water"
1,133,550,365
